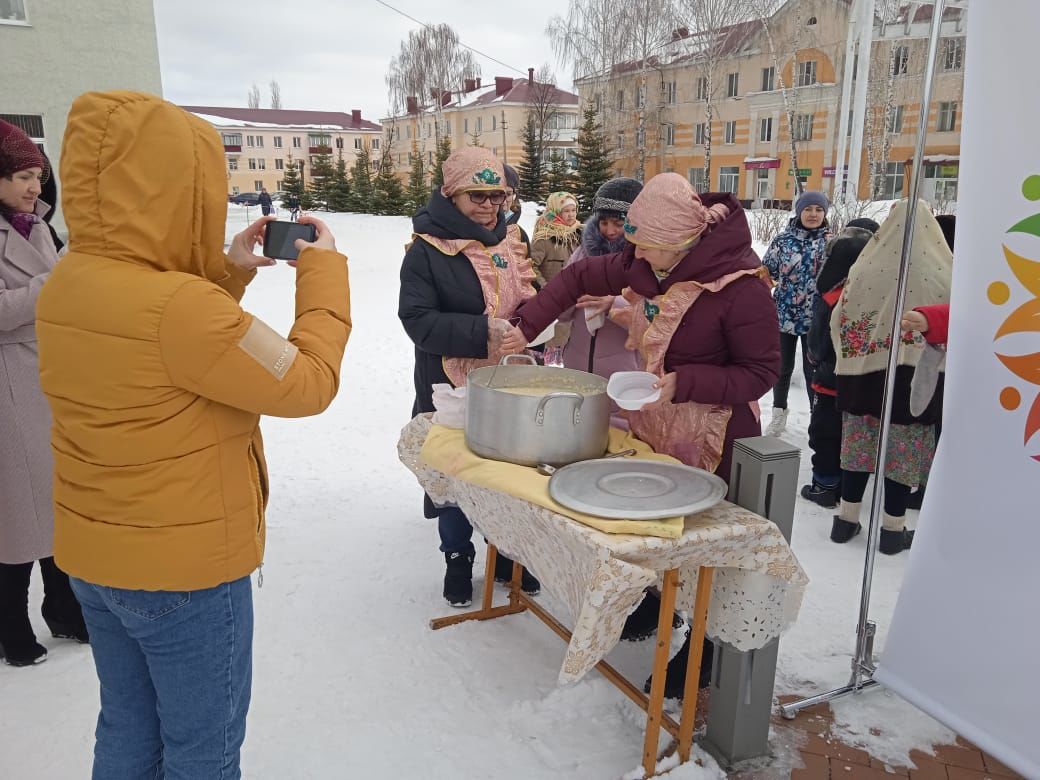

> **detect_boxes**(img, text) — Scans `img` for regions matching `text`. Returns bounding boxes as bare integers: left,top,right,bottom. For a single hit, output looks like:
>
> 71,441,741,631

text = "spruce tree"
347,145,375,213
468,130,483,147
281,155,305,206
373,150,407,215
307,151,336,210
431,135,452,189
516,114,544,201
326,152,352,212
404,141,429,214
574,105,612,215
544,150,576,197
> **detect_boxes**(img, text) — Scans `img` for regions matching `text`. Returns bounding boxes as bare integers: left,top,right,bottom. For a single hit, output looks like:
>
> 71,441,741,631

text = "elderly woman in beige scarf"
531,191,583,363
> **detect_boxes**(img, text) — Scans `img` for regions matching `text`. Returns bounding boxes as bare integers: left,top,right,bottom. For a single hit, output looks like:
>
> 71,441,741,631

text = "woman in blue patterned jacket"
761,191,830,435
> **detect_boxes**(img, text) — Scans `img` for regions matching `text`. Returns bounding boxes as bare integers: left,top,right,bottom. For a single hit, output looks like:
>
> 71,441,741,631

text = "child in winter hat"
623,172,729,251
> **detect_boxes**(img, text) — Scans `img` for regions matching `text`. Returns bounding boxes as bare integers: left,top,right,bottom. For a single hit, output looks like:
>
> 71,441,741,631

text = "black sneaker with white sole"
443,551,474,608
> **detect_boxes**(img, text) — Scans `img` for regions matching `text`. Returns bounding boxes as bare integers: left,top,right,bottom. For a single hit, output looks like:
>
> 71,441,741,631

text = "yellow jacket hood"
60,91,229,281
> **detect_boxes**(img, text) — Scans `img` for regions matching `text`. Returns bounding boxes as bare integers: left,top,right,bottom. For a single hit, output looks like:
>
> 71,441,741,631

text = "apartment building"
183,107,383,196
1,0,162,230
381,70,580,180
575,0,966,206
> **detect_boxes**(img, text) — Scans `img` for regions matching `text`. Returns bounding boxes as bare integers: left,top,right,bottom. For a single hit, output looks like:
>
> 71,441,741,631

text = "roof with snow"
457,80,579,109
182,106,382,132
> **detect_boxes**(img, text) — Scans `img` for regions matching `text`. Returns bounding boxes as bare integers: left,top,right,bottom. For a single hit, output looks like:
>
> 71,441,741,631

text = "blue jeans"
70,576,254,780
437,506,475,556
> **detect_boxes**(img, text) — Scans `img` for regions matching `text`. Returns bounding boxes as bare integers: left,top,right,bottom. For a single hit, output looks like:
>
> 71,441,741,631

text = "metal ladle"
536,448,637,477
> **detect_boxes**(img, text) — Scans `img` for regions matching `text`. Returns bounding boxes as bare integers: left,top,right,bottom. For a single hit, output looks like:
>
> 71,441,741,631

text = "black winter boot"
643,634,714,699
40,558,88,643
800,481,839,509
620,590,684,642
493,554,540,596
879,528,915,555
0,561,47,666
443,552,474,608
830,517,862,543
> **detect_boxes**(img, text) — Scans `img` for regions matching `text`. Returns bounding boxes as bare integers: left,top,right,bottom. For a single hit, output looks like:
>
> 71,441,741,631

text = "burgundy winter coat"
515,194,780,483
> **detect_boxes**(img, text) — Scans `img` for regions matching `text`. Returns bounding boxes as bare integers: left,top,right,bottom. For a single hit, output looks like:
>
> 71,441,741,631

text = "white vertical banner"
874,3,1040,776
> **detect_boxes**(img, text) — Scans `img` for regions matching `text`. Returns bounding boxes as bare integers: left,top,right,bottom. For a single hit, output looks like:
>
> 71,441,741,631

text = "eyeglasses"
467,191,507,206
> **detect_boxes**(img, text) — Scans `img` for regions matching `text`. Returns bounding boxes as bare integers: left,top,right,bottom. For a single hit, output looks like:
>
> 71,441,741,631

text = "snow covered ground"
2,204,954,779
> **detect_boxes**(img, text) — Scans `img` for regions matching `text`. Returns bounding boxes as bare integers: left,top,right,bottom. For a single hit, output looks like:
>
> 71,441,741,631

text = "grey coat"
0,201,57,564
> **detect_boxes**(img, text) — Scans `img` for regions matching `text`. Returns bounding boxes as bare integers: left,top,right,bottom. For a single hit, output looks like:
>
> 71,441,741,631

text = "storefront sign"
744,159,780,170
823,166,848,177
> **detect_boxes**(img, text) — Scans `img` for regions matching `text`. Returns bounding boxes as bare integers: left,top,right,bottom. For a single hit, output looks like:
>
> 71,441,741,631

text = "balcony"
224,144,242,153
309,145,332,155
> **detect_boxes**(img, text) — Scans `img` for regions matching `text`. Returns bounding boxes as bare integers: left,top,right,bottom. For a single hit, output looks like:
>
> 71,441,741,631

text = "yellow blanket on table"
419,425,686,539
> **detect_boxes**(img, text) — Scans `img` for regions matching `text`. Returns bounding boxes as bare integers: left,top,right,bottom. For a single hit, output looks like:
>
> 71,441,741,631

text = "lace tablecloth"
399,415,809,684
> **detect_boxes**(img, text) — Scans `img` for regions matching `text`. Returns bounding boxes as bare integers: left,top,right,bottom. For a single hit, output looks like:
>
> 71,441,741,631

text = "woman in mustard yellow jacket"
36,91,352,779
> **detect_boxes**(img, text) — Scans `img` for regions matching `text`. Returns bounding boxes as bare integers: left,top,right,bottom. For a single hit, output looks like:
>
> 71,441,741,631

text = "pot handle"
499,354,537,366
535,392,585,426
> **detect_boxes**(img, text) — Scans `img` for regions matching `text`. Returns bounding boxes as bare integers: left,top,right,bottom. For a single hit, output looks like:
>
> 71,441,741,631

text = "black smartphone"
262,221,317,261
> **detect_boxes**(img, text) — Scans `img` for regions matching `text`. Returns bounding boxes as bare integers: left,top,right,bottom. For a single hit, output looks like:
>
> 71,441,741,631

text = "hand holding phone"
263,220,318,261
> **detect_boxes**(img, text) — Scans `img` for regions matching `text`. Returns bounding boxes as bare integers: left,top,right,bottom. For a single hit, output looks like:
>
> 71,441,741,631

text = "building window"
276,180,283,190
372,138,380,150
886,105,905,134
308,134,330,148
406,126,411,140
719,166,739,194
257,159,265,170
292,136,301,148
275,158,284,170
792,114,814,141
594,93,602,113
256,136,264,148
724,121,736,144
246,135,255,147
942,38,964,71
893,45,909,76
333,138,342,149
228,157,239,171
0,1,29,23
761,67,775,92
688,167,706,192
937,101,957,132
879,161,904,199
696,77,708,101
248,158,257,170
254,180,264,191
617,90,624,109
663,124,675,147
727,72,739,98
616,131,624,150
796,60,817,87
476,117,483,133
491,115,497,131
354,138,362,150
464,118,469,134
221,132,242,147
759,117,773,142
547,113,577,130
756,167,771,200
664,80,677,104
694,122,707,145
273,136,283,148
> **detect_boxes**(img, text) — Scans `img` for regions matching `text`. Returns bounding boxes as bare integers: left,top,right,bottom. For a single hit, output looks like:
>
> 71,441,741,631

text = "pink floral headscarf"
440,147,506,197
624,172,729,250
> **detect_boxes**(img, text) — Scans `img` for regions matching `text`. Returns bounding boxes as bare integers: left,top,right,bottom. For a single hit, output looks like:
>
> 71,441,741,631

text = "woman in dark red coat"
515,172,779,483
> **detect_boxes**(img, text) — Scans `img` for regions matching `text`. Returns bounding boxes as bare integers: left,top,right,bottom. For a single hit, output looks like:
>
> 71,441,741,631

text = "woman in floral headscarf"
398,147,541,609
515,172,780,699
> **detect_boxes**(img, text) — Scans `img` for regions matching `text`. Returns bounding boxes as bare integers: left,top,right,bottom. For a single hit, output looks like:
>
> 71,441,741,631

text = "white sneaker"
765,407,788,437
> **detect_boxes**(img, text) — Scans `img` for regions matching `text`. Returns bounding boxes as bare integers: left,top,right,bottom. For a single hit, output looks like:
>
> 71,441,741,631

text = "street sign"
788,168,812,176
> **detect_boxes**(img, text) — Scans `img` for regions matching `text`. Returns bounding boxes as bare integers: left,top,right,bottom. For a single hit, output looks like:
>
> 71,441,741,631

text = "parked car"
229,191,261,205
270,190,289,201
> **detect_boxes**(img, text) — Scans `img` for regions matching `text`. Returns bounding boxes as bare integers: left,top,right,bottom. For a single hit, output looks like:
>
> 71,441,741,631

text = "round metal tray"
548,458,727,520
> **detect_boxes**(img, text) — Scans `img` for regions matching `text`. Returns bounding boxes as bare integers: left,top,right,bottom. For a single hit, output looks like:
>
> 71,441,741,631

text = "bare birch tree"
269,80,283,110
247,83,261,110
386,24,480,150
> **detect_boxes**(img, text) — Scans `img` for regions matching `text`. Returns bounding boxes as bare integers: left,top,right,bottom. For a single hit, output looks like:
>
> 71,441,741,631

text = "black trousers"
773,332,814,409
0,557,81,648
840,471,913,517
808,393,842,482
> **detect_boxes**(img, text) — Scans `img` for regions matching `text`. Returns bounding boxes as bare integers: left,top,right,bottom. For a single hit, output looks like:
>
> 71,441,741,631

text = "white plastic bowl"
607,371,661,410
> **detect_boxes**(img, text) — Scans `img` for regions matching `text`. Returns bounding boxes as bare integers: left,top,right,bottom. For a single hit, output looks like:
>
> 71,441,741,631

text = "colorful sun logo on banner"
991,175,1040,460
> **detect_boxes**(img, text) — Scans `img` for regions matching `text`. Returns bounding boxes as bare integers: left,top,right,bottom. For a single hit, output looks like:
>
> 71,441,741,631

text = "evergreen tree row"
276,106,613,219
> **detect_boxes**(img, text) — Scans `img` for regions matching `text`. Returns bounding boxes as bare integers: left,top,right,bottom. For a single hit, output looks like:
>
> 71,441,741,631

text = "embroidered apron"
415,224,537,388
624,269,765,472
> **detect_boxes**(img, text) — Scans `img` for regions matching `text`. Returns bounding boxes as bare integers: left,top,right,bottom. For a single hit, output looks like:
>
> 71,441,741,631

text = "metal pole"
781,0,947,720
501,110,508,165
832,0,861,201
845,0,875,203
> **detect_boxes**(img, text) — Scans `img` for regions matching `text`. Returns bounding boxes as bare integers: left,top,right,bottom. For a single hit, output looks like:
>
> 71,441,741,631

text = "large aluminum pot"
466,355,610,467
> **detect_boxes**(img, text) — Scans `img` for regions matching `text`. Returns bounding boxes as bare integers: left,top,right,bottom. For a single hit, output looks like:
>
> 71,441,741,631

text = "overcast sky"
153,0,570,120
